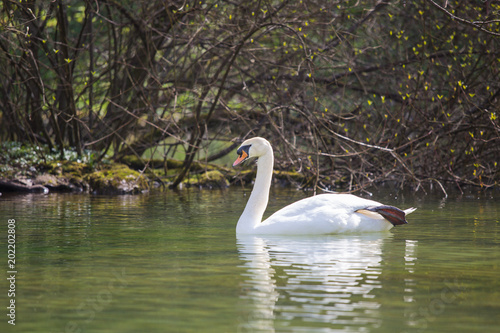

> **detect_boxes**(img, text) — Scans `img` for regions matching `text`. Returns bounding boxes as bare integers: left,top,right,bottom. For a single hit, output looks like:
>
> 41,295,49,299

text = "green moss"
85,164,149,194
273,170,304,182
42,160,90,176
183,170,229,188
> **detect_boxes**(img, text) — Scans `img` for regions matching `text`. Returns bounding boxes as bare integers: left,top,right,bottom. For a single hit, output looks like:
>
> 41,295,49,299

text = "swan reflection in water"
237,233,391,332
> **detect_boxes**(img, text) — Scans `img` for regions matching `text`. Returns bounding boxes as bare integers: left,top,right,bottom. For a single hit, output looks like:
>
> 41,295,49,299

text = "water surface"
0,188,499,332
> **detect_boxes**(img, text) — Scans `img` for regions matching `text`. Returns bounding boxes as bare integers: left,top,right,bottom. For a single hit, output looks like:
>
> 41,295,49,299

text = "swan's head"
233,137,271,167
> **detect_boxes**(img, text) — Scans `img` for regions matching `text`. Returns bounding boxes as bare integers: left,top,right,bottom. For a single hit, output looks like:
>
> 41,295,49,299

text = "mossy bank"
0,142,309,194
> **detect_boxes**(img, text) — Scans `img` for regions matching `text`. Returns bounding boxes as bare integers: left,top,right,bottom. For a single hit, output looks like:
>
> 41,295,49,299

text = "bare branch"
426,0,500,36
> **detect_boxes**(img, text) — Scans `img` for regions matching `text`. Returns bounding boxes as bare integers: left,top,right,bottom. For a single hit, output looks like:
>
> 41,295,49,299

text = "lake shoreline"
0,157,308,195
1,161,497,197
1,142,497,196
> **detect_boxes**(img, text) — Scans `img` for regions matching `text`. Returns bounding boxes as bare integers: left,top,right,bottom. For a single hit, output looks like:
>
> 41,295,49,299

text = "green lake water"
0,187,499,333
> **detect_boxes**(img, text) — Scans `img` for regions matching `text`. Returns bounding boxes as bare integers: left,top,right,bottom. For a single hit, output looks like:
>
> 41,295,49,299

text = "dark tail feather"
365,205,408,226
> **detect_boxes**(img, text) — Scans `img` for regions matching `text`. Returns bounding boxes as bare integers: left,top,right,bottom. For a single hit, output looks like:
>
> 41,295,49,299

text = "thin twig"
426,0,500,36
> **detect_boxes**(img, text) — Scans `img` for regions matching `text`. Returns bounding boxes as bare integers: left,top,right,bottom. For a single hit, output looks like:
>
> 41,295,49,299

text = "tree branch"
426,0,500,36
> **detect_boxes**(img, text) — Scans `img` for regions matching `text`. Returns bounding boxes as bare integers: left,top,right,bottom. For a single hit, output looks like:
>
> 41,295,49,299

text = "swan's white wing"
256,194,395,234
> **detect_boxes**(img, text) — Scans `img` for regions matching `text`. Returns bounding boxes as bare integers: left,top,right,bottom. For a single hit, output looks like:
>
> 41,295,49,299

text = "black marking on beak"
233,145,251,167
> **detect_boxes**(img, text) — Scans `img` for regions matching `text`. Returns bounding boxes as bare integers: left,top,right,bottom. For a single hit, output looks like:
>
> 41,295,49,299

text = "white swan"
233,137,416,234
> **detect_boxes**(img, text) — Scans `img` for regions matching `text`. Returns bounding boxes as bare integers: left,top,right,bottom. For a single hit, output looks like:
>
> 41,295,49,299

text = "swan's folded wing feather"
359,205,409,226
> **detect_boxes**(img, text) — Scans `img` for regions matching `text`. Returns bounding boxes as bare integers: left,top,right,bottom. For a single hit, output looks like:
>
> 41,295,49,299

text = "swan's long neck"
236,148,274,233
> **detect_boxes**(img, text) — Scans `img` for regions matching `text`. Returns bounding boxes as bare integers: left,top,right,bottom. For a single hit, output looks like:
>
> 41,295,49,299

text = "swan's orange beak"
233,150,248,167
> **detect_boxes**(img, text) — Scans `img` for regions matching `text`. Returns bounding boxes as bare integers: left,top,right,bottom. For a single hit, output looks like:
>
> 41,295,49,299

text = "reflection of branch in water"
236,234,391,331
